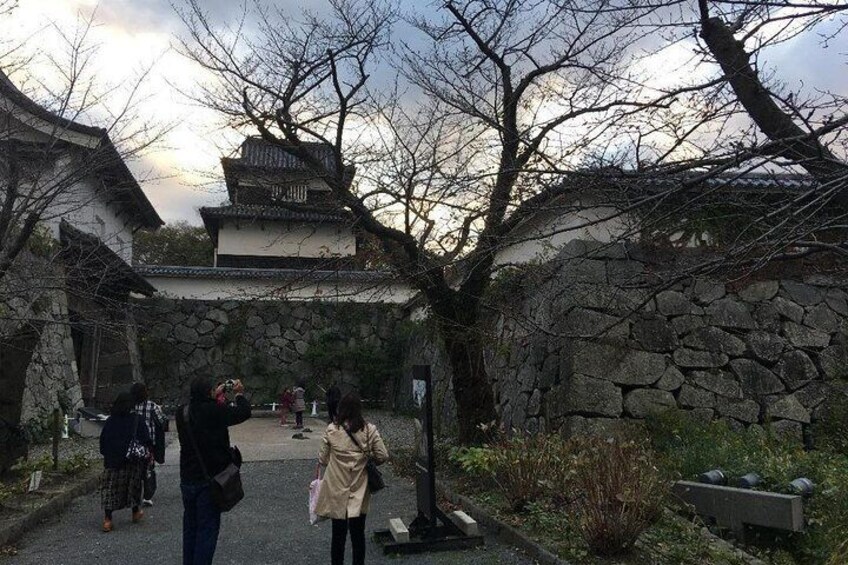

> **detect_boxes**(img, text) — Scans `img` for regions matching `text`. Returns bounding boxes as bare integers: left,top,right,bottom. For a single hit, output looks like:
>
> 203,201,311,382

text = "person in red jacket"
279,387,294,426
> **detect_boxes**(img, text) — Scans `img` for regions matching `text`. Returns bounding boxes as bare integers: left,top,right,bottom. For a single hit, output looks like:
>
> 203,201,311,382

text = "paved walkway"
6,417,535,565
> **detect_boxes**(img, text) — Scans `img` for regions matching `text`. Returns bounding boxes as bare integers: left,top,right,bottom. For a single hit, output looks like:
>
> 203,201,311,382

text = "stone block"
690,279,726,305
686,408,715,424
730,359,785,396
606,260,648,285
673,348,728,369
174,324,198,344
559,308,628,339
772,297,804,323
819,344,848,380
657,291,695,316
670,315,706,336
632,318,679,352
770,419,803,443
562,374,623,417
739,281,779,303
715,398,760,423
671,481,804,534
389,518,409,543
782,322,830,348
781,281,823,306
825,289,848,316
655,365,685,391
449,510,480,537
206,309,229,325
678,384,716,408
691,370,742,399
775,351,819,391
196,320,216,335
624,389,676,418
706,299,756,330
803,304,839,334
766,394,810,423
794,381,832,409
746,331,786,364
526,389,542,417
682,326,745,357
572,342,665,386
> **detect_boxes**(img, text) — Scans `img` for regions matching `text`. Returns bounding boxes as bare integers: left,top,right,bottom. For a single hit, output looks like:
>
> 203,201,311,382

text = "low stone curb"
435,479,570,565
0,471,100,548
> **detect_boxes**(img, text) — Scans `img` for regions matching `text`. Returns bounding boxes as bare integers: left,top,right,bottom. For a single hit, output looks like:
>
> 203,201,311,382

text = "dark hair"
111,392,134,416
190,376,215,401
130,382,148,403
297,378,306,388
337,392,365,433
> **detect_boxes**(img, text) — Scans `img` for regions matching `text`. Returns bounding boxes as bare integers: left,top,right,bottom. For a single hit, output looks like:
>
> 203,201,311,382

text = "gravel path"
6,418,535,565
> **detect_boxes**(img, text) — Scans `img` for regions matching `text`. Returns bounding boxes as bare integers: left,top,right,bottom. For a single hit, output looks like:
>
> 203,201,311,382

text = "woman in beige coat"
316,392,389,565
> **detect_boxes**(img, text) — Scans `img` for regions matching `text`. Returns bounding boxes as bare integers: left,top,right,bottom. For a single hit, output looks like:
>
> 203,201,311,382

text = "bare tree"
0,5,163,289
176,0,718,441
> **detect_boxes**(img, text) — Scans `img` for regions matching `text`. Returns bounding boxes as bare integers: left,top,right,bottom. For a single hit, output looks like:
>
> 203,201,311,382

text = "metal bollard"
737,473,761,489
699,469,726,485
789,478,814,496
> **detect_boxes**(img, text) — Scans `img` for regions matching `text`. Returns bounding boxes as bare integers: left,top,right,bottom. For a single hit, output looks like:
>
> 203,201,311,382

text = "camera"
224,379,235,393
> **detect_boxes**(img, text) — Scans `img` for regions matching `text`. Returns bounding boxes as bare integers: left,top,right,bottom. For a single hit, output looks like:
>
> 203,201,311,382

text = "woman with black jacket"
99,392,152,533
176,376,251,565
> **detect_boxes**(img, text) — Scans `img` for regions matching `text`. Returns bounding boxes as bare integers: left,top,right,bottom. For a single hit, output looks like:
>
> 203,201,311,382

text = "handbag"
181,405,244,512
343,425,385,493
126,414,148,462
308,464,327,525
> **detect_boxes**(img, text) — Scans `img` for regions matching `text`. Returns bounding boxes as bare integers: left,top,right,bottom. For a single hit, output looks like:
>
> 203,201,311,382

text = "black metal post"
52,408,60,471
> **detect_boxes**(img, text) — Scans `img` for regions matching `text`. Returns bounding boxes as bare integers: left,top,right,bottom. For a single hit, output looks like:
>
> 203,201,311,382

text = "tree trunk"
441,326,498,444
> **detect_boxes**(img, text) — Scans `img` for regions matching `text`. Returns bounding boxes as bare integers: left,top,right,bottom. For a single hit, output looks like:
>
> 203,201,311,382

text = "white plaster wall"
3,115,137,263
217,221,355,259
494,202,631,268
140,275,416,304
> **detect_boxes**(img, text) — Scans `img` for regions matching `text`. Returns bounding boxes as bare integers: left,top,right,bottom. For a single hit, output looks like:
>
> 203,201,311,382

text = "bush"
571,437,665,556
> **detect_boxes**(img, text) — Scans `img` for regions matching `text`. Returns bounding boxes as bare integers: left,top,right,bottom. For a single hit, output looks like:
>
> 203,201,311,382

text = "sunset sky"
5,1,848,225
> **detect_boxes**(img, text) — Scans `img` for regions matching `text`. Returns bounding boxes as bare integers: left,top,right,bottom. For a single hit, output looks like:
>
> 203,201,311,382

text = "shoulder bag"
126,414,148,462
344,424,385,494
181,405,244,512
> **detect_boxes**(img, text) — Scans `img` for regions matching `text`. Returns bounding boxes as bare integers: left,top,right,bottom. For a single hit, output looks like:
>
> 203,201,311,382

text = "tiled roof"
235,137,338,171
60,221,156,296
0,72,163,228
637,173,816,192
199,204,351,224
135,265,396,283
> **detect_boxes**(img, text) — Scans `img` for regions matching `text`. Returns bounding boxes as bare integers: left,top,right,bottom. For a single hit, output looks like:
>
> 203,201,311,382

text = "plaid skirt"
101,461,145,511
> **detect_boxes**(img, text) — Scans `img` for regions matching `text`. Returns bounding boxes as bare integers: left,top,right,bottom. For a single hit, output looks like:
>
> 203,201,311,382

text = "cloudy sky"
5,1,848,226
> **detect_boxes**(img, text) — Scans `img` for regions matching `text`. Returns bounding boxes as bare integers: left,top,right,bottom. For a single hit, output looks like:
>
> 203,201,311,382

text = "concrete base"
388,518,410,542
449,510,479,537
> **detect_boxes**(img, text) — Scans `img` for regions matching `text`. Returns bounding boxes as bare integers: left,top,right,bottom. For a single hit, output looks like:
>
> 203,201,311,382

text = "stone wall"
0,253,82,431
406,241,848,439
133,297,405,406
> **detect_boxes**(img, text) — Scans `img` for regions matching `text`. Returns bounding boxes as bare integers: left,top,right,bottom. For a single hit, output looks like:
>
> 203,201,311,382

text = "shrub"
571,437,665,556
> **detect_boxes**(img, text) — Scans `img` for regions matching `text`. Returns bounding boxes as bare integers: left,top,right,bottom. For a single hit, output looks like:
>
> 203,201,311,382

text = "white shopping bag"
309,465,327,525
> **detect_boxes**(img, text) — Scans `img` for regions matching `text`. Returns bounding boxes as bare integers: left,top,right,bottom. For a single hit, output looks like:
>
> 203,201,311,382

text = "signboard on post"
413,365,437,529
374,363,483,554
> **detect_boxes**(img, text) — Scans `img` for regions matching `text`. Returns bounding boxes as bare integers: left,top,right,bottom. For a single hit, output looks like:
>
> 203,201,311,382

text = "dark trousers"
181,482,221,565
331,515,366,565
295,411,303,428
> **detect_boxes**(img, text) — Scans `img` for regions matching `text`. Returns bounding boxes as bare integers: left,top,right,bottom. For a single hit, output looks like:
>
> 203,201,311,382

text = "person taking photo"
176,377,251,565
